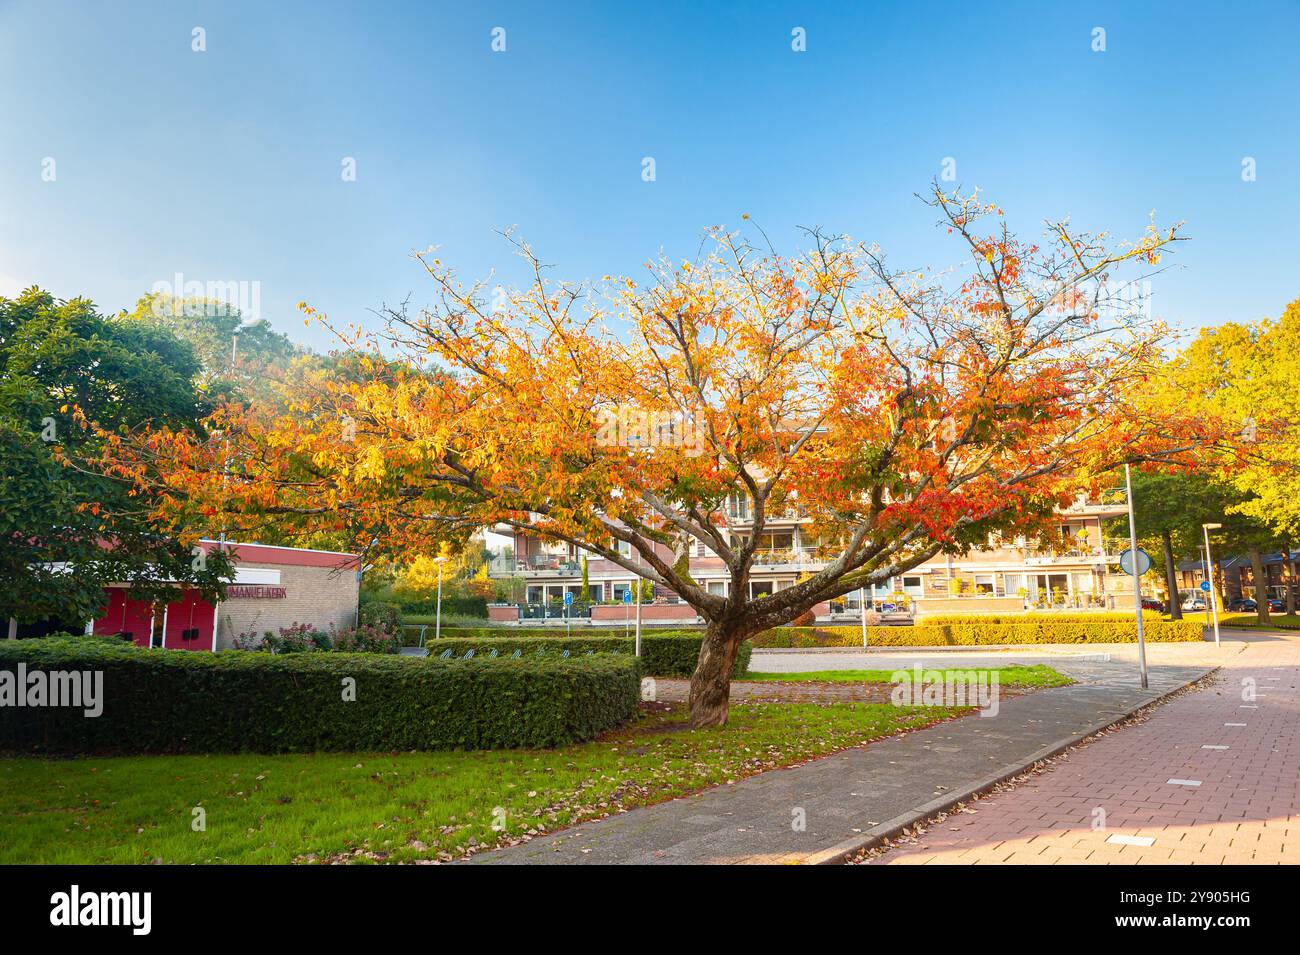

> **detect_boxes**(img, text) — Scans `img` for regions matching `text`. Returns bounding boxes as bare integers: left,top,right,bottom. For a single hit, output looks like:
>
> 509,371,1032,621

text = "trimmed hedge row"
413,625,695,641
425,633,752,679
918,612,1162,625
394,595,489,618
751,619,1204,648
0,637,640,754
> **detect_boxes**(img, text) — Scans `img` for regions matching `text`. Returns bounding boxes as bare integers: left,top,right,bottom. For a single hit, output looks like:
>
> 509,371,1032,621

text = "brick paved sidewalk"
866,632,1300,865
472,656,1209,864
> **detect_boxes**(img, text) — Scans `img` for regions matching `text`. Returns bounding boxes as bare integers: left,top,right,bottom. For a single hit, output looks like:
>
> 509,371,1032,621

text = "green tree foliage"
1141,303,1300,622
0,288,232,627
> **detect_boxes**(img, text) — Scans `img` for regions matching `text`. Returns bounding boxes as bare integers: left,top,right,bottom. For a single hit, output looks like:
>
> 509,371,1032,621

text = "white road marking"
1106,834,1156,847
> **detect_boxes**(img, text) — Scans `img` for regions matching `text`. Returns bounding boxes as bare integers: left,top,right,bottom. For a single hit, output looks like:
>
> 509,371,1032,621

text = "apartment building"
489,497,1147,622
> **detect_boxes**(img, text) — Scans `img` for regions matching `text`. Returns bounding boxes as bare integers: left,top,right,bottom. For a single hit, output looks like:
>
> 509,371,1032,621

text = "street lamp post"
434,555,448,641
860,586,869,648
634,574,642,658
218,329,241,551
1203,523,1223,648
1202,544,1212,626
1123,464,1149,689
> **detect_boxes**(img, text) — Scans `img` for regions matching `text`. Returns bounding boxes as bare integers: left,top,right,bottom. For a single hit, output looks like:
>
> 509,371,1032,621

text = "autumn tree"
100,186,1208,726
1151,304,1300,623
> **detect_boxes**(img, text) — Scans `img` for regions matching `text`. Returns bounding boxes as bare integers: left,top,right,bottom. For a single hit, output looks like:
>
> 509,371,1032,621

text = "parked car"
1182,595,1207,611
1140,597,1165,613
1225,597,1285,613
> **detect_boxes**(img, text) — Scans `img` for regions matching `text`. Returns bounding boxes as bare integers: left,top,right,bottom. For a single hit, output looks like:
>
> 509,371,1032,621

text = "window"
706,580,726,596
901,576,924,596
974,574,994,595
750,581,775,599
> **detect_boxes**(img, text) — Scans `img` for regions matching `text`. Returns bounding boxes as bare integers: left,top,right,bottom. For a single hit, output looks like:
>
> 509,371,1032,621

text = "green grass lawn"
742,664,1071,688
1220,613,1300,630
0,700,965,865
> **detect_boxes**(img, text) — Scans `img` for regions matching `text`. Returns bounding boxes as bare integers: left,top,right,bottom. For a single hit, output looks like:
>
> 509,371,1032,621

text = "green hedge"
357,601,401,628
424,633,751,679
751,619,1203,647
396,595,489,618
0,637,639,754
918,612,1162,625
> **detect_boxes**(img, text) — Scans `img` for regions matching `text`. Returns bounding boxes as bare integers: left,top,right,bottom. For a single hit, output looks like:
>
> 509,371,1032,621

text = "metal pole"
1124,464,1149,689
219,333,238,550
860,586,868,648
1202,544,1212,626
1204,525,1221,648
634,575,642,657
435,562,442,641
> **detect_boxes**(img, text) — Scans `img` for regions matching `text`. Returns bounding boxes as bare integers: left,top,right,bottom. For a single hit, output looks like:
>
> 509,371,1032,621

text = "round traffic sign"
1200,580,1211,592
1119,548,1152,576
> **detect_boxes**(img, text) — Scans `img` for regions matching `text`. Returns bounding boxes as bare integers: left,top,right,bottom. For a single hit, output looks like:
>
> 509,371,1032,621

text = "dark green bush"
0,637,639,754
424,632,751,678
357,601,401,628
397,595,489,618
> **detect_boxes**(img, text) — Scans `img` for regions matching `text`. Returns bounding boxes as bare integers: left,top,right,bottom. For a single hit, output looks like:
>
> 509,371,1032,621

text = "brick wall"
216,563,359,649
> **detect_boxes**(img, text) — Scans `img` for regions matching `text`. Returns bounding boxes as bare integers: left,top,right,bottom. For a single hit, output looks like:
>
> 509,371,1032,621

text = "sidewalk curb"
800,668,1219,865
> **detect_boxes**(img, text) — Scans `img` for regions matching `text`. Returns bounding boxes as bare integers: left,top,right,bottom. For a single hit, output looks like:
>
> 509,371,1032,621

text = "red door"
163,590,216,651
92,589,154,647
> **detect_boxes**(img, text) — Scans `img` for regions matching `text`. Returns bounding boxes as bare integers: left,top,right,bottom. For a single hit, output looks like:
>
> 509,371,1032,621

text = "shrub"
918,611,1163,625
423,632,751,678
265,623,331,653
357,601,401,629
330,622,401,654
0,636,640,754
749,618,1203,647
396,595,489,618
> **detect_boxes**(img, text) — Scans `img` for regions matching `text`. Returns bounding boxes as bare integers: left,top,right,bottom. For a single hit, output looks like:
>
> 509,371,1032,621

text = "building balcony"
488,555,581,577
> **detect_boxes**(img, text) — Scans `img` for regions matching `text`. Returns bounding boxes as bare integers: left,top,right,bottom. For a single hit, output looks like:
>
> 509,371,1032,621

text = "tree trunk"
688,620,743,727
1249,547,1270,626
1161,530,1182,620
1286,542,1296,617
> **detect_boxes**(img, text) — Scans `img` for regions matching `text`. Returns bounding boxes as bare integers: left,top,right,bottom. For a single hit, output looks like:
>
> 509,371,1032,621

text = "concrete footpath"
472,647,1218,865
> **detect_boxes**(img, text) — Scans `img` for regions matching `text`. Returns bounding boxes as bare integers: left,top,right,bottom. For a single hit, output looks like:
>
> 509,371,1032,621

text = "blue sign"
564,591,574,607
1200,580,1211,592
1119,548,1152,577
623,590,633,605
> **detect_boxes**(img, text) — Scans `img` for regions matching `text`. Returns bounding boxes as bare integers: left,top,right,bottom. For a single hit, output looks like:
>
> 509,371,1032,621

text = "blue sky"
2,0,1297,351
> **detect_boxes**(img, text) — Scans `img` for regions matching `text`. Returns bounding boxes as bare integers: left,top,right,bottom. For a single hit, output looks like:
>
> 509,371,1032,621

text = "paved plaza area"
864,630,1299,865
